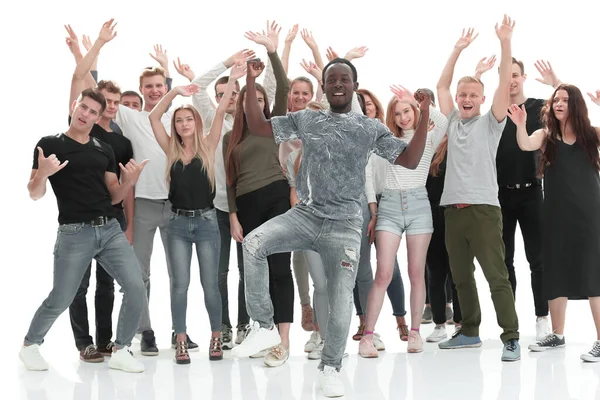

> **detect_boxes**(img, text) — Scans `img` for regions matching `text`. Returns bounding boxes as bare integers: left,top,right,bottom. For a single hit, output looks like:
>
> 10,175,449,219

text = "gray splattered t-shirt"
271,109,407,220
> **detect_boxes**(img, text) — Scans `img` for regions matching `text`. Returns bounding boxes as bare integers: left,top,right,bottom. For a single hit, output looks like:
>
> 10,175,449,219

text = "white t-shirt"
116,106,171,200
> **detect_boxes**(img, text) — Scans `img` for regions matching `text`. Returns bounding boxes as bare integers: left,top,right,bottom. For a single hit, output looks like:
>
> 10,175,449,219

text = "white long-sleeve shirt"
384,106,448,190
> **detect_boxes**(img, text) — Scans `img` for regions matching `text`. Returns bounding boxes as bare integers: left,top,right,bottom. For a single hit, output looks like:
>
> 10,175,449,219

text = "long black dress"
543,139,600,300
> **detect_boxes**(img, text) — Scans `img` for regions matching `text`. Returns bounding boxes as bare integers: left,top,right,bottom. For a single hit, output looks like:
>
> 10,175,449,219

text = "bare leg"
589,297,600,340
406,234,432,330
549,297,568,334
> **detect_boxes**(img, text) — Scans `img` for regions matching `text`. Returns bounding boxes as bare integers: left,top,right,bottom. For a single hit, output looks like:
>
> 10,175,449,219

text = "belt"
504,183,535,190
88,216,114,226
449,203,471,209
171,206,214,217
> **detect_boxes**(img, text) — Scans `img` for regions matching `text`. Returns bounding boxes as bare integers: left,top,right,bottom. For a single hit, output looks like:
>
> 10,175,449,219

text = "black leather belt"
89,216,114,226
171,206,214,217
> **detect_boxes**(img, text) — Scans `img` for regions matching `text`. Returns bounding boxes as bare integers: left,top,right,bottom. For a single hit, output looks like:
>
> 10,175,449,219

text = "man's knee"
242,231,265,258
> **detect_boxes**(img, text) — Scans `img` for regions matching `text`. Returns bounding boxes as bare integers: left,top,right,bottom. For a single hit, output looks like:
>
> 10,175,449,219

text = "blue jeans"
303,250,329,338
24,218,146,350
167,209,222,333
243,205,361,371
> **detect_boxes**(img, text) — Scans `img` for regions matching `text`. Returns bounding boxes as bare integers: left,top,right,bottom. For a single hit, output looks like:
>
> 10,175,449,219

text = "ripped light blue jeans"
242,205,361,371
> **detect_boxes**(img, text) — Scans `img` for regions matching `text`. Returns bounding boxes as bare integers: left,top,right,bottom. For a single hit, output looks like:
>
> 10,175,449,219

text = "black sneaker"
528,333,565,352
581,341,600,362
171,332,199,352
222,325,233,350
141,330,159,356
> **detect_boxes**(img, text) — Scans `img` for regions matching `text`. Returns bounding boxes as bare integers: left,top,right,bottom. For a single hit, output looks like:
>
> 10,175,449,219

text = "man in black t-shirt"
478,57,561,341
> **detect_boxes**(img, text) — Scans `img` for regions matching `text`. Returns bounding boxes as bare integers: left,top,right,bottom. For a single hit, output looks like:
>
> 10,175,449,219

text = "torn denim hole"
243,233,262,256
340,246,358,272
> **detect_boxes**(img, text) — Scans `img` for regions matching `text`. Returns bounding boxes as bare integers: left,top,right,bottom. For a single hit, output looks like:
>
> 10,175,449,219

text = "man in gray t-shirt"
435,17,520,362
231,57,430,397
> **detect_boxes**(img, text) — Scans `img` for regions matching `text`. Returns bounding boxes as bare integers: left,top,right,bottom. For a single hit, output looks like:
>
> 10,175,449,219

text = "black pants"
69,211,127,350
426,204,462,325
499,185,548,317
236,180,293,324
216,208,248,329
425,268,453,305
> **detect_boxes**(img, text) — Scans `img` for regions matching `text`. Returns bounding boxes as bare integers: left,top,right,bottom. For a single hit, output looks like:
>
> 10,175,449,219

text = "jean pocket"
58,223,83,235
203,208,217,221
345,218,362,231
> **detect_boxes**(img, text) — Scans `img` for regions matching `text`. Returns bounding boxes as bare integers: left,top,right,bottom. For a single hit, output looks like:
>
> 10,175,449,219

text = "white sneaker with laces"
318,365,345,398
19,345,49,371
231,321,281,358
304,331,322,353
426,325,448,343
536,317,551,341
373,333,385,351
308,341,324,360
108,348,144,373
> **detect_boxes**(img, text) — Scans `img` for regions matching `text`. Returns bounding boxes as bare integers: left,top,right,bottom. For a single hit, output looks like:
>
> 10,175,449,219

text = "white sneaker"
426,325,448,343
536,317,551,341
230,321,281,358
318,365,345,398
373,333,385,351
308,341,324,360
304,331,322,353
19,345,49,371
108,348,144,373
235,325,249,345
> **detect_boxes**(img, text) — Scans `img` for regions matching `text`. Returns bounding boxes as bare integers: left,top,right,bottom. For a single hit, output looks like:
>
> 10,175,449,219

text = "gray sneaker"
438,330,482,349
421,306,433,324
581,341,600,362
222,325,233,350
501,339,521,362
528,333,565,352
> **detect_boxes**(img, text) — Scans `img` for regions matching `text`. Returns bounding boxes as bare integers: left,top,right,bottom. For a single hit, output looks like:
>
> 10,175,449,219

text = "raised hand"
325,46,339,62
173,57,195,81
98,18,118,43
225,49,257,68
64,24,82,56
475,55,497,76
414,90,432,112
285,24,299,44
81,34,93,52
300,28,318,49
230,61,247,80
534,60,560,87
37,147,69,178
507,104,527,126
246,59,265,79
266,20,281,51
149,44,168,69
455,28,478,51
300,59,322,80
495,14,515,42
244,31,275,53
120,159,150,186
588,90,600,106
390,84,415,103
345,46,369,61
174,84,200,97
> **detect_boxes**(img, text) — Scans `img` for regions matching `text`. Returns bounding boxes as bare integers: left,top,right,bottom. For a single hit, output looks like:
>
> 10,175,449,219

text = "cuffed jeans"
216,209,248,329
243,205,361,371
69,211,127,350
167,209,222,333
133,198,172,333
25,218,145,349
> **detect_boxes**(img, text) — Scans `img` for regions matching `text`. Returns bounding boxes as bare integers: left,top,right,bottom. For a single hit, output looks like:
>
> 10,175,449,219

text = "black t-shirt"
426,154,447,206
33,134,117,224
169,158,215,210
496,98,546,186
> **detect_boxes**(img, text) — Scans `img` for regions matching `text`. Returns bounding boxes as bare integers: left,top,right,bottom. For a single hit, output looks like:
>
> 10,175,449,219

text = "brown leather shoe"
79,345,105,363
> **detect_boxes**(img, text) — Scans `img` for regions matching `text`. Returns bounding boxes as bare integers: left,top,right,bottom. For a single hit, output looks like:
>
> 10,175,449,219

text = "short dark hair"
121,90,143,105
512,57,525,75
97,80,121,95
322,58,358,84
214,76,240,95
79,87,106,114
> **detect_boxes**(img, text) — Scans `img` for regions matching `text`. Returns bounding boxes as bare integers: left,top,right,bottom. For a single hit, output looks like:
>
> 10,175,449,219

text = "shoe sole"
264,357,288,367
528,344,565,352
439,342,482,349
501,356,521,362
108,362,144,373
408,348,423,353
426,335,448,343
19,355,48,371
209,355,223,361
307,353,321,360
359,353,379,358
175,358,191,365
141,351,159,356
80,357,105,363
581,355,600,362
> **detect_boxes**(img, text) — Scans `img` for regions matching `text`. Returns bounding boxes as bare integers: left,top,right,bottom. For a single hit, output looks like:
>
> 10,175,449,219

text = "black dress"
542,139,600,300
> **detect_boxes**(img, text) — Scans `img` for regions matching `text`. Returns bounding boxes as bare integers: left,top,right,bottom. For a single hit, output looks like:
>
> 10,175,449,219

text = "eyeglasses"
216,91,239,99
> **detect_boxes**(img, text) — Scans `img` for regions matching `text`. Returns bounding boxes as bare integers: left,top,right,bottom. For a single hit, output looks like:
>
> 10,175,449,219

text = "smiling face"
120,94,142,111
394,101,417,130
139,75,167,111
455,81,485,119
510,63,526,98
323,63,357,111
290,81,313,112
552,89,569,122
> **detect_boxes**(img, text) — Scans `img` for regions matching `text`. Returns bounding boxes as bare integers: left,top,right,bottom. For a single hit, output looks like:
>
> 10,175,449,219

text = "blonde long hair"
166,105,215,190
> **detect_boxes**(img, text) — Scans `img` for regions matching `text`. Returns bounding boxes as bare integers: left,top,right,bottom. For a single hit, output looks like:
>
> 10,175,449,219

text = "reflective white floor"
9,226,600,399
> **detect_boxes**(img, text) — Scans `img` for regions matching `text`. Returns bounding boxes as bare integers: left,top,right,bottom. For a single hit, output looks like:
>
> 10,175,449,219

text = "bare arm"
28,146,69,200
492,15,516,122
300,29,325,69
149,88,180,153
507,104,546,151
395,108,430,168
282,24,298,75
28,169,48,200
437,28,479,117
105,172,134,205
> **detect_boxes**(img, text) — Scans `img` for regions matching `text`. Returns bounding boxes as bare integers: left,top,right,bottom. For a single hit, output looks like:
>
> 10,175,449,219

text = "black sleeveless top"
169,158,214,210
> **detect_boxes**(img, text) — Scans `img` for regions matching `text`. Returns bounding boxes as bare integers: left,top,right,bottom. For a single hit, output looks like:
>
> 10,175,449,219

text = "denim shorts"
376,187,433,236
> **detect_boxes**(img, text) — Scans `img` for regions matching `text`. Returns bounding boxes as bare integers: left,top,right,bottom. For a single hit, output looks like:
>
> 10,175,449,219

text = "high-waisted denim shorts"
376,187,433,236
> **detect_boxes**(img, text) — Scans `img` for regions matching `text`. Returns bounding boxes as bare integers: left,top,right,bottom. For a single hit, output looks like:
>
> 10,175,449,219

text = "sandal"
398,324,409,342
209,336,223,361
175,340,190,365
352,324,365,341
